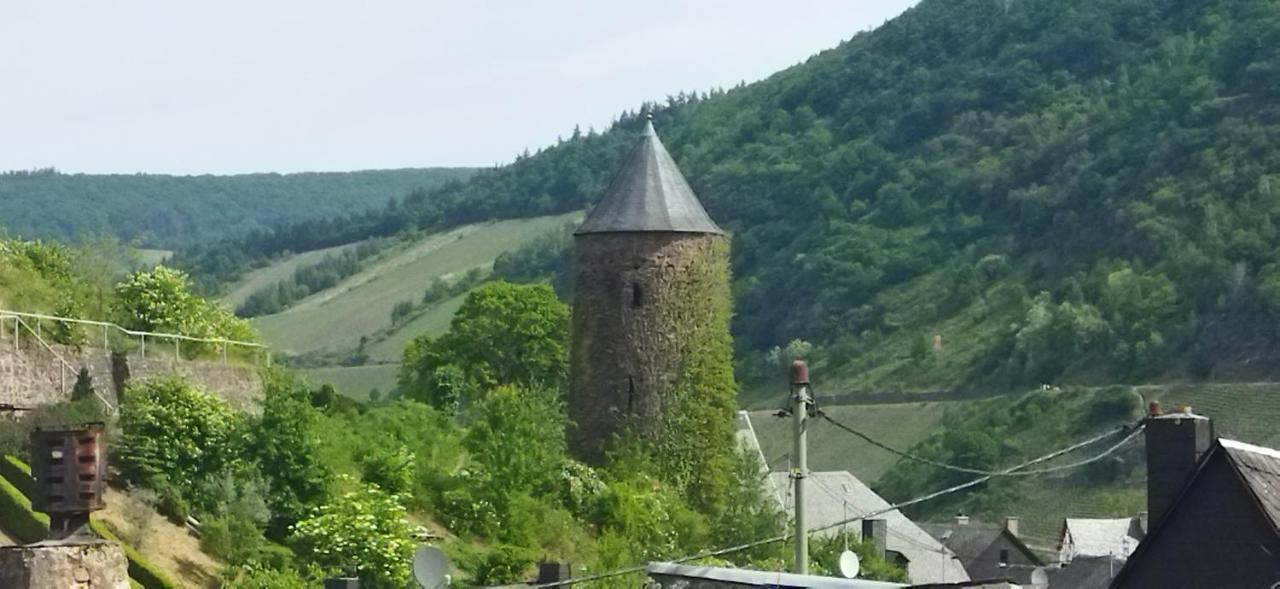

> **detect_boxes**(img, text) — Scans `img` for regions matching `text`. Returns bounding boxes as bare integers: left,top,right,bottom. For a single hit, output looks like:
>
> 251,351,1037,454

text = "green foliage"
0,167,474,250
247,371,333,538
117,377,244,502
464,386,567,496
289,476,414,589
467,544,537,586
399,281,569,411
0,471,50,542
810,533,908,582
113,266,256,350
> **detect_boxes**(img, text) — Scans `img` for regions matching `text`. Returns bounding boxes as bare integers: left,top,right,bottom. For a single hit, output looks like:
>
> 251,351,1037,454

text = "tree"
399,281,569,410
289,476,414,589
117,377,243,499
113,265,256,348
247,371,333,538
464,386,568,495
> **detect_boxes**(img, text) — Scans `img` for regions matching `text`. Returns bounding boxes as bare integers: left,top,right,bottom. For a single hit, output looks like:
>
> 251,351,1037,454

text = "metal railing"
0,308,269,366
2,313,117,413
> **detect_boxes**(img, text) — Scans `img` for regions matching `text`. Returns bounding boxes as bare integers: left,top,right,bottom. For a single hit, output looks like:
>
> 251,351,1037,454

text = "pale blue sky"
0,1,917,174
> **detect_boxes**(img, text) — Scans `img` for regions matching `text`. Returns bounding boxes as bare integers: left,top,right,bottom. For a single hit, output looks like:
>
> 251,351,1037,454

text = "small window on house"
631,282,644,308
999,549,1009,567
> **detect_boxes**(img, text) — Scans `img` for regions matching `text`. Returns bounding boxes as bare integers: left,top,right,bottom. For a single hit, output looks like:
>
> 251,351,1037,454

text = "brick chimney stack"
1143,401,1213,528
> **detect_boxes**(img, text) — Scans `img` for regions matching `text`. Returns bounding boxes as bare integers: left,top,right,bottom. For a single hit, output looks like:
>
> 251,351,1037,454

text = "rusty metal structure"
29,423,107,539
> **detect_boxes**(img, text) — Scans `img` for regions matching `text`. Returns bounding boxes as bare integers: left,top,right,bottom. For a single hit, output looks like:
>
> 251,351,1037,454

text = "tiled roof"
1219,438,1280,532
767,471,971,585
575,119,724,235
1046,555,1124,589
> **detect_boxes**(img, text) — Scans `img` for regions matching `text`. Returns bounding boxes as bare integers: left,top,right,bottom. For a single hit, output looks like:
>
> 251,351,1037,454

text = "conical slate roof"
575,119,724,235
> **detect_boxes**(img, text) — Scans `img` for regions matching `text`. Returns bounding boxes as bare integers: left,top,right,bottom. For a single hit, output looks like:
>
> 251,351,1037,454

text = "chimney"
1144,402,1213,528
1004,516,1020,538
862,519,887,560
955,514,970,525
536,562,571,584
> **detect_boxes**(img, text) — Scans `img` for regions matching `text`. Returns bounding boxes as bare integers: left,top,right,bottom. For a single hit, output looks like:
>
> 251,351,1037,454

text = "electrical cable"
528,421,1142,588
818,412,1144,477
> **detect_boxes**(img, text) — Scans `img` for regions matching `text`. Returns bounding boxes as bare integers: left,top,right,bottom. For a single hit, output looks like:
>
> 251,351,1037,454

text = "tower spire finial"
643,112,655,136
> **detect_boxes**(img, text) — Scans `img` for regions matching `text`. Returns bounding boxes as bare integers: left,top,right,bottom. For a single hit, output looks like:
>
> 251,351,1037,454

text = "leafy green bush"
117,377,244,502
469,543,536,586
113,265,256,352
289,476,414,589
399,281,569,411
247,371,332,538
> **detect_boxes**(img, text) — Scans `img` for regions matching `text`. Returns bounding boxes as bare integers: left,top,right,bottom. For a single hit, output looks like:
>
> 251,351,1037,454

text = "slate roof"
1059,518,1142,560
918,521,1041,566
575,119,724,235
1110,437,1280,587
1219,438,1280,531
767,471,971,585
1046,555,1124,589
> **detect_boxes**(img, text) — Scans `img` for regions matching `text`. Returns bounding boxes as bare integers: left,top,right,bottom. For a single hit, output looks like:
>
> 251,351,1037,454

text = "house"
767,471,971,585
646,562,907,589
920,517,1045,585
1110,404,1280,588
1056,518,1143,564
1045,556,1124,589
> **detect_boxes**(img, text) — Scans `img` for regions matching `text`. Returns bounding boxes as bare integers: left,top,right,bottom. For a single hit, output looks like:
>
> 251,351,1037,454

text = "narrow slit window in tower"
627,376,636,413
631,282,644,308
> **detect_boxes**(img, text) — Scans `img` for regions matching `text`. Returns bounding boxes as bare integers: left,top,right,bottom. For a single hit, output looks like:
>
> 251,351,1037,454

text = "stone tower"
569,118,737,478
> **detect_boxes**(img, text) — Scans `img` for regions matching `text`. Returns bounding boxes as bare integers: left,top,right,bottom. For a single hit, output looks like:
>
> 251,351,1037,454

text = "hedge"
0,473,49,543
0,455,33,498
0,455,176,589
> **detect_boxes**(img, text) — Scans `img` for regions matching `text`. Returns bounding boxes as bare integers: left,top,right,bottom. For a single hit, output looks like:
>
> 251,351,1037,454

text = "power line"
818,412,1143,477
530,421,1141,588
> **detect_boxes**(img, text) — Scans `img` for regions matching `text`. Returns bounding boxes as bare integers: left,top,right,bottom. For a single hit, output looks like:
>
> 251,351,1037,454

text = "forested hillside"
0,167,473,248
179,0,1280,393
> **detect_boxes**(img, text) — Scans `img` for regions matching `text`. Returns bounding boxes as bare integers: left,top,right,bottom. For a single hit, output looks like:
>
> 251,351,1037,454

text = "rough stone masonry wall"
0,338,262,411
569,232,735,463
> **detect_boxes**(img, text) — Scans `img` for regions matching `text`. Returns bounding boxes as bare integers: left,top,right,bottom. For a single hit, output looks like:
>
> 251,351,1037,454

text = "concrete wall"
0,340,262,411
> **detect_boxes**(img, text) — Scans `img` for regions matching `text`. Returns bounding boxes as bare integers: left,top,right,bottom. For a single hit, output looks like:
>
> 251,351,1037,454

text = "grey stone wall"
0,340,262,411
0,540,129,589
569,231,729,461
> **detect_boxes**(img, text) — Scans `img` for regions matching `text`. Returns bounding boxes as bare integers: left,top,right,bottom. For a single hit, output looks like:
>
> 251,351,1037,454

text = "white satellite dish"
838,550,860,579
1030,567,1049,587
413,545,450,588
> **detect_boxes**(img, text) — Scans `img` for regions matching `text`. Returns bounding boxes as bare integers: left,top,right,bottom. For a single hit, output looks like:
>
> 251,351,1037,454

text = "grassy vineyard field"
251,211,580,357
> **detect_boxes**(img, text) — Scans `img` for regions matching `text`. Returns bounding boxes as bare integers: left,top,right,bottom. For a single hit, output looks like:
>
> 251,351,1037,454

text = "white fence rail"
0,308,269,365
1,313,118,413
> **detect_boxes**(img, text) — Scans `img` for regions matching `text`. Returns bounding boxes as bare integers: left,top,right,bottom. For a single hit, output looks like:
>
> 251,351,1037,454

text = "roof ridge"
1220,437,1280,459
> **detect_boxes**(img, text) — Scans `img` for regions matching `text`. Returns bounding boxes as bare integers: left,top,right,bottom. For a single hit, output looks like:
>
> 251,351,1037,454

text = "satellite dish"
838,550,860,579
413,545,450,588
1030,567,1049,587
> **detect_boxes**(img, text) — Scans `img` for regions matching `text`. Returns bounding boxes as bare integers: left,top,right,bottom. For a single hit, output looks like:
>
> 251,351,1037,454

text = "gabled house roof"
575,118,724,235
1219,438,1280,530
767,471,971,585
918,521,1042,568
1059,518,1143,559
1110,437,1280,587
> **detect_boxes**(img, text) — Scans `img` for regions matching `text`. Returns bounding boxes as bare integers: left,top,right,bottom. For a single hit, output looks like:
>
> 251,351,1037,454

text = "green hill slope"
0,167,473,248
250,211,580,360
181,0,1280,396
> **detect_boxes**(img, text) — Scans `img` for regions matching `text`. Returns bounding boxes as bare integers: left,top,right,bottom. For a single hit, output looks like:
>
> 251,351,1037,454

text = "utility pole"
791,360,811,574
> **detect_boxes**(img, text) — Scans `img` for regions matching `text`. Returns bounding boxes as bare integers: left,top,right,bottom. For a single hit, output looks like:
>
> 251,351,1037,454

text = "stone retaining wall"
0,340,262,411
